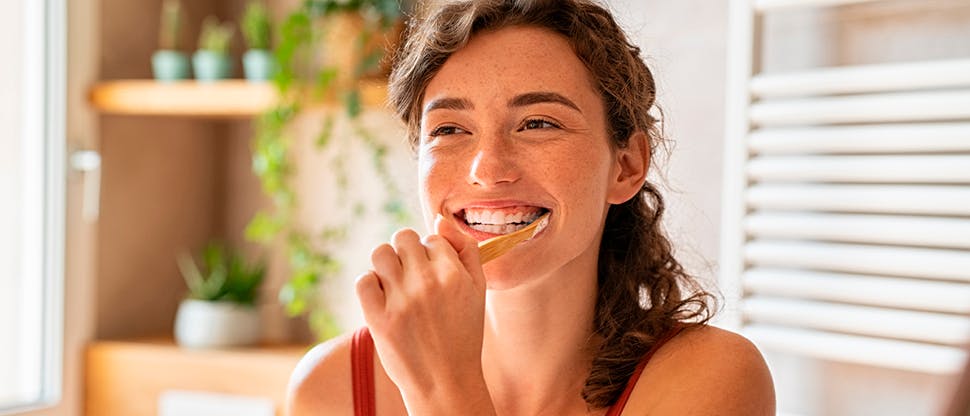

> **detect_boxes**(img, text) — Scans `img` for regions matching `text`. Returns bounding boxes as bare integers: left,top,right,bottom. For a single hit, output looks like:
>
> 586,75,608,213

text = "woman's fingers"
434,215,484,288
391,228,429,266
355,271,386,323
358,223,488,401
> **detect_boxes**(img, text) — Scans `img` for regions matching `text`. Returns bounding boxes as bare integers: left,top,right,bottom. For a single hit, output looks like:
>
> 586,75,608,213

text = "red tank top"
350,326,683,416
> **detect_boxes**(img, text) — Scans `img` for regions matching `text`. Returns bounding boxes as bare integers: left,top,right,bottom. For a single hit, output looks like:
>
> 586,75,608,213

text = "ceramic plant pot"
151,50,190,82
174,299,260,348
192,50,232,82
243,49,275,82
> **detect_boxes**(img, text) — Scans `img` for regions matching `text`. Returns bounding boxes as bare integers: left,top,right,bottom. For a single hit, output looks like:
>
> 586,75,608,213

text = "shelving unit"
85,338,306,416
85,76,394,414
89,79,389,117
85,3,399,415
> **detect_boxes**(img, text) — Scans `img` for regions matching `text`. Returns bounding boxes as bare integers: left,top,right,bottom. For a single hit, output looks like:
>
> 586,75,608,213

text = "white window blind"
721,0,970,376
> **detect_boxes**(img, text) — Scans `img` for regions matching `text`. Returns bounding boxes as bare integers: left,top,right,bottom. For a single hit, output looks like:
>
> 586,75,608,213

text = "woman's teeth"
463,209,544,235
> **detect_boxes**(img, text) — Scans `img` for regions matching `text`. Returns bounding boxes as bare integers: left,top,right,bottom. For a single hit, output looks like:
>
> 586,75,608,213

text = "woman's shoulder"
623,324,776,415
286,332,355,416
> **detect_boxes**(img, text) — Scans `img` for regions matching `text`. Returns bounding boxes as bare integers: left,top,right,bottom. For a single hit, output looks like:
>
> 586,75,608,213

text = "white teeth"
462,208,546,235
470,223,524,234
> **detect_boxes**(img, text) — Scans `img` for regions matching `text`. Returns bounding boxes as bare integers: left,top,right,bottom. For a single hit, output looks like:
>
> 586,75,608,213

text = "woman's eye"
429,125,466,137
520,118,560,131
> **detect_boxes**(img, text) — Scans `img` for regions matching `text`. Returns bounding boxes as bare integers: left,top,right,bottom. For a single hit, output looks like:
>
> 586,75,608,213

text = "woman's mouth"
457,206,550,236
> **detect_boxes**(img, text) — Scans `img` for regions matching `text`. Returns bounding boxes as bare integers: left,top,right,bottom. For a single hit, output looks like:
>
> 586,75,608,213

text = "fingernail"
434,214,445,233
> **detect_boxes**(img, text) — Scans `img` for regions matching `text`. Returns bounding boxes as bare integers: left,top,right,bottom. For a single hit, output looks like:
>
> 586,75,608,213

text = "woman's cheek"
418,148,458,217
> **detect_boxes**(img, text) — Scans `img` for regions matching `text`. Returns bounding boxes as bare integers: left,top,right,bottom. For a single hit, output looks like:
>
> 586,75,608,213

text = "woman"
287,0,775,414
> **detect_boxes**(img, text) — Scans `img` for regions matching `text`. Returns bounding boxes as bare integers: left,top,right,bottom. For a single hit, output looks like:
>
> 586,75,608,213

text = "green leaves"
277,232,341,317
245,211,285,243
177,243,266,306
342,89,362,118
241,0,273,50
249,0,408,342
198,16,234,54
159,0,183,50
274,11,313,93
305,0,401,23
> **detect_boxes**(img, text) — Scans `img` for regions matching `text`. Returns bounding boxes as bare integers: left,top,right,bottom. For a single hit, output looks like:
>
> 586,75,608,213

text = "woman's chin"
481,258,544,291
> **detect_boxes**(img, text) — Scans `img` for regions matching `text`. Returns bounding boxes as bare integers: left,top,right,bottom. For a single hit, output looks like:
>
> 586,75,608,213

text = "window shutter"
721,0,970,375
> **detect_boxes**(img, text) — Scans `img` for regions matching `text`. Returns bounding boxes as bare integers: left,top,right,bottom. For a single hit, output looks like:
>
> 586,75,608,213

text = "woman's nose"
467,136,520,188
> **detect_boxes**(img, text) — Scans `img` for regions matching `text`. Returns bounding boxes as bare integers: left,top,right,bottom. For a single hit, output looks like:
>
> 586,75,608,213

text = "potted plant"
193,16,235,82
241,0,275,81
151,0,189,81
174,243,266,348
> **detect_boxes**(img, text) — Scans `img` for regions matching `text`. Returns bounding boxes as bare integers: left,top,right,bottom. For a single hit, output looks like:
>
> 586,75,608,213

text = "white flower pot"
174,299,261,348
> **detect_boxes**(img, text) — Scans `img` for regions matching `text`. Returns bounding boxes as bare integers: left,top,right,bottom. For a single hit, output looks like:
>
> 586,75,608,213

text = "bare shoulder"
285,332,354,416
624,325,776,415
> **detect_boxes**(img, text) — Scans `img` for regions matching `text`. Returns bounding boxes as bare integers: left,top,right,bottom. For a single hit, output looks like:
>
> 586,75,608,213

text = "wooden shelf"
85,338,309,416
89,79,389,117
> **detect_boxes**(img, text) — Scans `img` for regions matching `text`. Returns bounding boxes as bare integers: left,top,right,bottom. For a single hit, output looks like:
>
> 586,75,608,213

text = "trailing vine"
246,0,407,340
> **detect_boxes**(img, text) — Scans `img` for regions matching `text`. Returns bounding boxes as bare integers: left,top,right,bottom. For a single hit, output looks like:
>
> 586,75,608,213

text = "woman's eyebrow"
509,92,582,113
424,97,474,115
423,92,582,115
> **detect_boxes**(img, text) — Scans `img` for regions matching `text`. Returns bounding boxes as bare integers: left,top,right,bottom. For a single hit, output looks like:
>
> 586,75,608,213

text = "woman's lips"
452,207,551,243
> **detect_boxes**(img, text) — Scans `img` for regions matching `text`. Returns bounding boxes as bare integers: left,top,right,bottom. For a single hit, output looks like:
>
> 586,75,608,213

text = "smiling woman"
286,1,775,415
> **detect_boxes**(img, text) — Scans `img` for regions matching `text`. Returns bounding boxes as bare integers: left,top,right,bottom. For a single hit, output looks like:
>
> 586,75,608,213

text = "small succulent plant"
158,0,183,50
198,16,235,54
242,1,273,50
177,243,265,306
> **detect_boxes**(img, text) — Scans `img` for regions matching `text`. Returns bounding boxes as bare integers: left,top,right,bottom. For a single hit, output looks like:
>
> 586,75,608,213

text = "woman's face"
418,25,631,289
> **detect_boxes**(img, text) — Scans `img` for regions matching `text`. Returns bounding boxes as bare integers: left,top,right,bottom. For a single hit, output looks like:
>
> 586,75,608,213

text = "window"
0,0,65,412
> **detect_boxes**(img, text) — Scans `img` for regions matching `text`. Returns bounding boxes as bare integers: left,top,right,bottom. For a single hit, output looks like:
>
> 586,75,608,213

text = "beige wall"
608,0,729,286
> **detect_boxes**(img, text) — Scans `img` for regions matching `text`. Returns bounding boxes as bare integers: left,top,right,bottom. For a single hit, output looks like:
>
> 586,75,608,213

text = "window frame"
0,0,66,413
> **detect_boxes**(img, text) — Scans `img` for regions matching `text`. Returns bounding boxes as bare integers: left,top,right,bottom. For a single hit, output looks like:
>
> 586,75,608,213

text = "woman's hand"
355,216,496,415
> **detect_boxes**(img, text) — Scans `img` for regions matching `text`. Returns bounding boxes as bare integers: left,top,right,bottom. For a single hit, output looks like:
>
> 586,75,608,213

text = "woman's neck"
481,255,601,416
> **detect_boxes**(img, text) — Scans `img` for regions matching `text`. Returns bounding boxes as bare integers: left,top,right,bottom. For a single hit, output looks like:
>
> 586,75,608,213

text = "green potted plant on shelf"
247,0,408,341
241,0,275,82
193,16,235,82
151,0,190,81
174,243,266,348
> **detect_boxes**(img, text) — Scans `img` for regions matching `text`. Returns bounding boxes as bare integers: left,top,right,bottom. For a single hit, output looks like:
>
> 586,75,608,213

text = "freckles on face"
415,26,617,267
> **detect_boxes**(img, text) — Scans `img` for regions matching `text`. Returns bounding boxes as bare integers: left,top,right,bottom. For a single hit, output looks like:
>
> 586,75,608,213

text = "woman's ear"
607,131,649,204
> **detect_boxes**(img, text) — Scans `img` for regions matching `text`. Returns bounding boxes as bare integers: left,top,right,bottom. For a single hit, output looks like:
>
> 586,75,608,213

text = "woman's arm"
285,334,355,416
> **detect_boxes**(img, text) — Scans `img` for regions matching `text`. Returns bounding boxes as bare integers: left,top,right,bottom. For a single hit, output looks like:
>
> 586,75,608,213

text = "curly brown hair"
387,0,717,409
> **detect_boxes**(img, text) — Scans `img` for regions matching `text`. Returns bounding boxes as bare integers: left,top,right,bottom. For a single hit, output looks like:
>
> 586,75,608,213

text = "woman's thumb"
434,214,483,273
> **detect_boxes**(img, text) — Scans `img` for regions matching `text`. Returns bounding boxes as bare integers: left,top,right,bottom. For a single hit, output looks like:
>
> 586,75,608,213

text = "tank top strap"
351,327,376,416
604,325,685,416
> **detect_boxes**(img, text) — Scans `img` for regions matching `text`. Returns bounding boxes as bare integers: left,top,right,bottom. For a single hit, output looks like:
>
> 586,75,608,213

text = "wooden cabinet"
85,338,305,416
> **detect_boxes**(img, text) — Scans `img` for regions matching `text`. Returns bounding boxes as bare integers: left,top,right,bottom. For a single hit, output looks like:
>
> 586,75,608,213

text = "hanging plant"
246,0,408,341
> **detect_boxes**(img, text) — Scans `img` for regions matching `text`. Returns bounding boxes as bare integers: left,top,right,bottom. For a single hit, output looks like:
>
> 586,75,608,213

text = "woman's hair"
387,0,716,408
